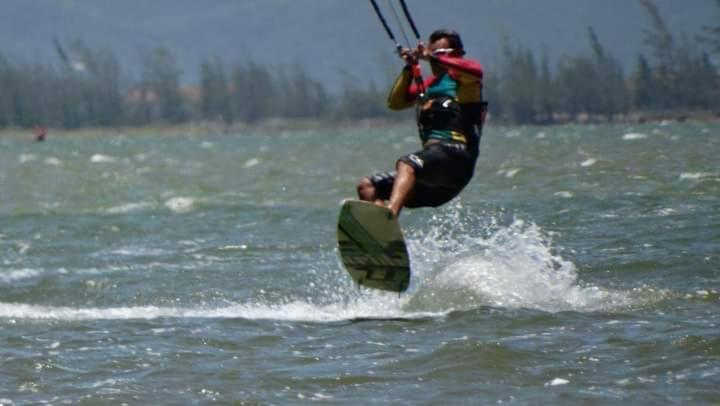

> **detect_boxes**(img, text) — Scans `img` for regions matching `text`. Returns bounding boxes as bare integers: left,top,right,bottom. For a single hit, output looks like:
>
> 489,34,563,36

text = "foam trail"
0,269,43,283
105,202,155,214
0,301,446,323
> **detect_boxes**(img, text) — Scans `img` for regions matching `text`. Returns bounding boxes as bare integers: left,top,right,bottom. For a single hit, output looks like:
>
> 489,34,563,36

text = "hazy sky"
1,0,716,87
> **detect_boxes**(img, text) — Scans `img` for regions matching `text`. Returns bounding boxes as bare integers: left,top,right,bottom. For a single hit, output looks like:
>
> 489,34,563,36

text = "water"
0,122,718,404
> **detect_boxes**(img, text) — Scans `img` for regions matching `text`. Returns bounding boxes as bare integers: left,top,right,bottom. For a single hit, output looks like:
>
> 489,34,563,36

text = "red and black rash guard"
387,55,486,155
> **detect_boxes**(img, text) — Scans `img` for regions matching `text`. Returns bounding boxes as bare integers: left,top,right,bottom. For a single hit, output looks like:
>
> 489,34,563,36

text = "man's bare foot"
387,203,401,218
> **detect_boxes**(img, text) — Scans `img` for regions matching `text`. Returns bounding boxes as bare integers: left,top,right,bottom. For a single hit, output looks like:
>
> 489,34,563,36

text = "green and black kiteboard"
337,200,411,293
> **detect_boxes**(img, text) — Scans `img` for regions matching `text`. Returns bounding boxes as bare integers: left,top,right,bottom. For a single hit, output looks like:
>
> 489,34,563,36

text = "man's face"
429,37,452,55
429,37,451,74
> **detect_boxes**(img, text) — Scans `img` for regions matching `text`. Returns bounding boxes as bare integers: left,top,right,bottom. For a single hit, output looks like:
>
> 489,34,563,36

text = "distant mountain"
1,0,716,88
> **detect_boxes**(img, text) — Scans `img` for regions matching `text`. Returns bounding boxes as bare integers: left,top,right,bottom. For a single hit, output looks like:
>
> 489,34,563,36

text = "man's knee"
396,160,416,175
356,177,375,200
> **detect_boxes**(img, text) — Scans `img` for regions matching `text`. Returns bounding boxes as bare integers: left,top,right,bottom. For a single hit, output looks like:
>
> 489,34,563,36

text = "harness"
417,74,467,146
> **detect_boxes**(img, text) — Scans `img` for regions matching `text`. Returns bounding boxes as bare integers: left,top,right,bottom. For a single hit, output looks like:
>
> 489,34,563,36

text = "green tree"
0,54,15,126
335,77,388,120
200,56,232,125
229,61,276,124
499,37,541,123
276,65,330,118
697,0,720,55
65,40,124,126
638,0,676,108
638,0,674,69
631,54,656,109
674,42,719,109
555,55,596,119
587,27,628,118
140,47,187,124
483,65,503,121
535,48,557,123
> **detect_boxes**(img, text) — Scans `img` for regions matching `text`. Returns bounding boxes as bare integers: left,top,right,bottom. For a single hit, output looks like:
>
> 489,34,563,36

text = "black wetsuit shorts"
369,142,477,208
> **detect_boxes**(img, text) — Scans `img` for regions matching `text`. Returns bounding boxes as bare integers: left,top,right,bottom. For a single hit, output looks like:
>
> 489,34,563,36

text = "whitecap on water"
107,247,168,257
655,207,677,216
679,172,713,181
243,158,261,168
622,132,648,140
497,168,521,178
165,197,195,213
44,157,63,166
17,242,31,255
90,154,117,163
580,158,597,167
553,191,574,198
105,202,155,214
19,153,37,163
545,378,570,386
0,268,43,283
218,244,249,251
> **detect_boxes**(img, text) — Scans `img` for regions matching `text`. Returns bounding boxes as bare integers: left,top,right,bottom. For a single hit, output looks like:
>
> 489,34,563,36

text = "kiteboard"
336,200,410,293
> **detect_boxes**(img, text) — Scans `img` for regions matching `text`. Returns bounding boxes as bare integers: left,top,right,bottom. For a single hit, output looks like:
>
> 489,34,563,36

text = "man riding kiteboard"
356,29,487,217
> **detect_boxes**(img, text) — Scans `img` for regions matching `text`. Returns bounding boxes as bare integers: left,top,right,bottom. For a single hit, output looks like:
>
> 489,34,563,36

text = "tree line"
0,40,391,130
0,0,718,129
487,0,720,123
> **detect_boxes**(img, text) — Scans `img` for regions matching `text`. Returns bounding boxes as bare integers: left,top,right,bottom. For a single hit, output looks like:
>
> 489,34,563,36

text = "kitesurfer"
357,29,487,217
34,125,47,142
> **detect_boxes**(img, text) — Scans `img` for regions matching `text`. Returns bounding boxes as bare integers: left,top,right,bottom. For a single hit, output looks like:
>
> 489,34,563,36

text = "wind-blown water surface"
1,122,718,403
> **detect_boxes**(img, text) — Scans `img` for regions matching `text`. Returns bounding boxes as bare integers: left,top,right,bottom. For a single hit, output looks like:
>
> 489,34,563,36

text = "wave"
105,202,156,214
0,268,43,283
0,300,443,322
622,132,648,140
89,154,118,163
164,196,196,213
679,172,715,181
402,203,634,313
0,203,647,323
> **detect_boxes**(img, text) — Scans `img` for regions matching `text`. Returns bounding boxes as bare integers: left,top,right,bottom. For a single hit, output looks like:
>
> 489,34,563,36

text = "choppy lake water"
0,121,718,404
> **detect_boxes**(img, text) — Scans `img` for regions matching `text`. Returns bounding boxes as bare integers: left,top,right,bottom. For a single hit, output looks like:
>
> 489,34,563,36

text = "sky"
1,0,717,88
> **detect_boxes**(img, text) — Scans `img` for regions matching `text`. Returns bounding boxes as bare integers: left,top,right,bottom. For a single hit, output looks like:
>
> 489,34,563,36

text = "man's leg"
387,161,415,217
356,177,385,206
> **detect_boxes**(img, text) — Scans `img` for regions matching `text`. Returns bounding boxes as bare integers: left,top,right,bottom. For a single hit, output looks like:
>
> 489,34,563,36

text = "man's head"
428,29,465,57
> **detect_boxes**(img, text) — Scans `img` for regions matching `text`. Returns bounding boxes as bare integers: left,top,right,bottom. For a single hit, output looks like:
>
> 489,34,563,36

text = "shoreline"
1,110,718,139
550,109,720,125
0,118,411,139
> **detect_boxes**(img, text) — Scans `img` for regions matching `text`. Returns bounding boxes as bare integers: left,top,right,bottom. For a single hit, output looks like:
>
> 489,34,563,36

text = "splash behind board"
337,200,410,293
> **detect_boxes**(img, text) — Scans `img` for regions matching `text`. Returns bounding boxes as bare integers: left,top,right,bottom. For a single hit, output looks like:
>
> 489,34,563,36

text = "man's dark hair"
429,29,465,55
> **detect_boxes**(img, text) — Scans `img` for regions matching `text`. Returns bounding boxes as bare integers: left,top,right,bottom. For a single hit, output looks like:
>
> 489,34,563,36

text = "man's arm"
434,55,483,79
386,67,415,110
434,55,484,89
387,66,439,110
